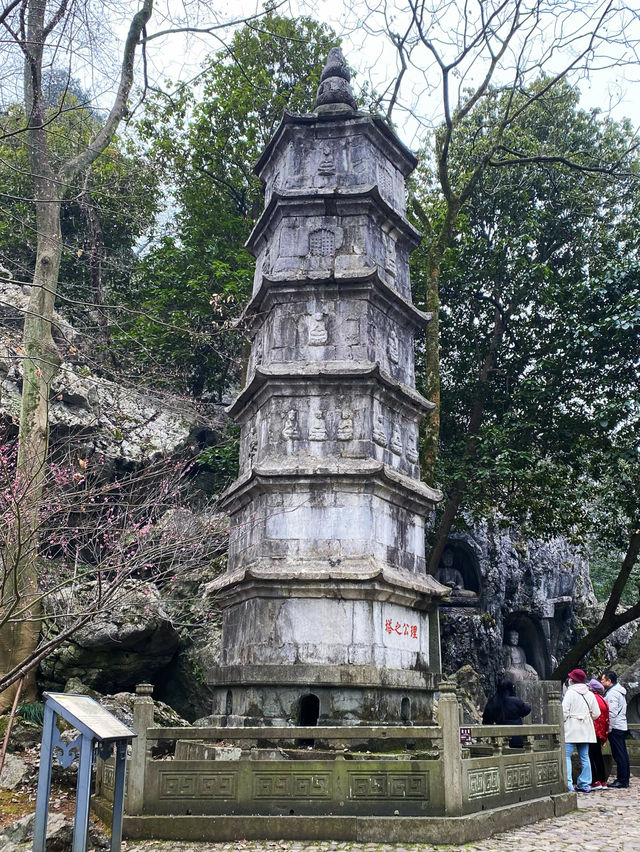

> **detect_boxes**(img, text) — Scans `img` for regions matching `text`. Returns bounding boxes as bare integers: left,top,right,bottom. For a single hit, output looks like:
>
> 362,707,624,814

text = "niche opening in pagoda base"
297,693,320,746
401,696,411,723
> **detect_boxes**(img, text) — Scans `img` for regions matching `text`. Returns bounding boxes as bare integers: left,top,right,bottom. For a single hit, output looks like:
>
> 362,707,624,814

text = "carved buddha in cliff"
501,630,539,682
436,549,477,598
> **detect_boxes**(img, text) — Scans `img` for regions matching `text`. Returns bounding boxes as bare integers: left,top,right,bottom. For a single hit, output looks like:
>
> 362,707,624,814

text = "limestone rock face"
0,280,216,462
0,812,109,851
39,582,180,693
0,752,29,789
439,524,600,692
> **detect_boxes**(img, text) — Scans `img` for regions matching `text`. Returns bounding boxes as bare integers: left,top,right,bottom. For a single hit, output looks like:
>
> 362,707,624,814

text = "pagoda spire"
315,47,357,113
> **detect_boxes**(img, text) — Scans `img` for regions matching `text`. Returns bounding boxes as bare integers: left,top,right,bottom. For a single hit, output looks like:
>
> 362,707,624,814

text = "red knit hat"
568,669,586,683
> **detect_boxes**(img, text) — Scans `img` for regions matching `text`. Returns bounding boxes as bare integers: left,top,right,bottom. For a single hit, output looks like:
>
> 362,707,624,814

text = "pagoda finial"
315,47,357,114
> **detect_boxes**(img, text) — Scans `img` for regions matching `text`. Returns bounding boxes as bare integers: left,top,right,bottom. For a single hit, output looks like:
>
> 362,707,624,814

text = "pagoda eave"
241,270,432,336
246,184,422,256
217,457,442,512
206,556,449,601
227,361,435,421
254,110,418,179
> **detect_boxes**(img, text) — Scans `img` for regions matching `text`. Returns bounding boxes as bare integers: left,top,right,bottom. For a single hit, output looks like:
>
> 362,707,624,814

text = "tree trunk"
0,184,62,712
421,202,459,485
0,194,62,711
426,306,506,575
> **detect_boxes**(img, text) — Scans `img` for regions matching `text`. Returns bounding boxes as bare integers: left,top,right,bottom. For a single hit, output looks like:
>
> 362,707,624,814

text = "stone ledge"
242,270,431,333
218,457,441,513
100,793,576,845
206,662,439,689
228,359,434,419
205,555,447,598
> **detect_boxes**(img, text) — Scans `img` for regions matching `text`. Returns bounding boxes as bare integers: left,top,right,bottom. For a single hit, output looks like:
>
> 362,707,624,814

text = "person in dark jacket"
482,679,532,747
601,669,630,788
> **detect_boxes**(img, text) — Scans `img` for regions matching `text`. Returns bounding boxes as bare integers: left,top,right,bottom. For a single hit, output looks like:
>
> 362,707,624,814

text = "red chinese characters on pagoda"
385,619,418,640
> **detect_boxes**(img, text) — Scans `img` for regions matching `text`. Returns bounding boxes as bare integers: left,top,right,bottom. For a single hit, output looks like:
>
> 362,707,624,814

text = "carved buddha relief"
318,144,335,175
281,409,301,441
387,328,399,365
337,409,354,441
246,424,258,469
308,311,328,346
406,432,419,464
390,423,402,455
373,412,387,447
309,410,327,441
261,245,272,276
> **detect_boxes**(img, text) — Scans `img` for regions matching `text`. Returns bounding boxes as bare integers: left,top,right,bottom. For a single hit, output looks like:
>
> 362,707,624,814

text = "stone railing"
96,683,568,821
118,721,445,818
625,723,640,775
456,723,564,813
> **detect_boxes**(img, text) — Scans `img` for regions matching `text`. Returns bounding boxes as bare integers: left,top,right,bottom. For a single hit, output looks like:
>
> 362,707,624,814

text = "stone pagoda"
207,49,446,725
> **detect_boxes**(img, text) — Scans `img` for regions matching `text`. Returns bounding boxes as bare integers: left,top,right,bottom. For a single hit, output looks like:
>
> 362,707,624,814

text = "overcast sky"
134,0,640,150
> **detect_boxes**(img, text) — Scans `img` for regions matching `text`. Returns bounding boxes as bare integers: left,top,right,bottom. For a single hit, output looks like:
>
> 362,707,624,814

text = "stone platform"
113,777,639,851
104,793,574,846
95,684,579,846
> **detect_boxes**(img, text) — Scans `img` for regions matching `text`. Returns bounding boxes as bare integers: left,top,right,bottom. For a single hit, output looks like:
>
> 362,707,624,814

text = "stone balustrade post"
546,686,567,787
127,683,154,815
438,681,464,816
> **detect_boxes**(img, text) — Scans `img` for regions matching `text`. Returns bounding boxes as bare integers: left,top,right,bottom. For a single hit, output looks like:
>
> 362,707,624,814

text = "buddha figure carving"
502,630,539,682
436,548,476,598
309,311,328,346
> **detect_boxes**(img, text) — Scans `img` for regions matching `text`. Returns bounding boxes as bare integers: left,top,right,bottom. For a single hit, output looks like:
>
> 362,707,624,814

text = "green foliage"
0,93,159,329
16,701,45,725
195,427,240,496
412,80,640,549
590,541,640,605
122,13,338,398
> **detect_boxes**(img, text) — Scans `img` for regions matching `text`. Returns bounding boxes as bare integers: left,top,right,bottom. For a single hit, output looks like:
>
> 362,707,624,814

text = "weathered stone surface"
452,664,488,724
0,752,28,789
0,280,219,462
249,191,418,300
91,777,640,850
40,581,180,693
0,812,109,851
208,56,445,723
439,525,606,693
97,690,190,729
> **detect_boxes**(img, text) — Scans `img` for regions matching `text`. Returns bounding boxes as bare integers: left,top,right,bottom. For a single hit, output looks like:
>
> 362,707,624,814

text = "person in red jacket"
588,678,610,788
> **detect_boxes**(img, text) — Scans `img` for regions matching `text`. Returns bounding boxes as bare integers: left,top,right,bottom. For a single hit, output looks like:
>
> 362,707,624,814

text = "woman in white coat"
562,668,601,792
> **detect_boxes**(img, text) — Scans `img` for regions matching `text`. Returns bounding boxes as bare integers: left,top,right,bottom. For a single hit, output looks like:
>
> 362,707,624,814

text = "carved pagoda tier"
206,49,446,725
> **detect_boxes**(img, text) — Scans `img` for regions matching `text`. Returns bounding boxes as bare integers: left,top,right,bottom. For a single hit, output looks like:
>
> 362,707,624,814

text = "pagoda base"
206,663,439,726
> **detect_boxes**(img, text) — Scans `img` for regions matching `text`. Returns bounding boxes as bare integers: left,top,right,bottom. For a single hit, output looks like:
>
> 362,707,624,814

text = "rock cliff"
440,523,638,695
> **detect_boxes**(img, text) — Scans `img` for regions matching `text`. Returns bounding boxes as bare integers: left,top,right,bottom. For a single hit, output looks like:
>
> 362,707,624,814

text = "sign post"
33,692,136,852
